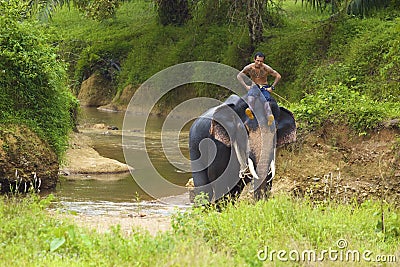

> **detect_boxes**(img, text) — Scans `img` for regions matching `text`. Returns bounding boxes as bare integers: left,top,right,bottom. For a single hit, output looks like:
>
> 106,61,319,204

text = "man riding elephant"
237,51,281,126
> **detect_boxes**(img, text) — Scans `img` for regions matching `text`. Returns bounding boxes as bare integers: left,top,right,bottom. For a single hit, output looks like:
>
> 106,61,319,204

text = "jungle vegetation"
50,0,399,133
0,0,77,157
1,0,399,152
0,1,399,265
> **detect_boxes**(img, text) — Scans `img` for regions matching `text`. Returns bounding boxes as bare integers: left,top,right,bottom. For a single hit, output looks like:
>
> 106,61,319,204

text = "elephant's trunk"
248,125,276,191
239,158,259,180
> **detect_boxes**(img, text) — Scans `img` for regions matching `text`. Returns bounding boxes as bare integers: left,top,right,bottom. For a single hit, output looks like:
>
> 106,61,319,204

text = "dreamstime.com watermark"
257,239,398,263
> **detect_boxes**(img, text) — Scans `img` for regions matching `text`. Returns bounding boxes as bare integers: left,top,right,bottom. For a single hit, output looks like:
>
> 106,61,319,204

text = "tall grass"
1,194,399,266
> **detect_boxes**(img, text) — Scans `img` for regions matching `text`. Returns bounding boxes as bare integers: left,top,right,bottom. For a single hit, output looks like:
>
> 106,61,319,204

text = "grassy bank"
1,194,399,266
0,2,77,157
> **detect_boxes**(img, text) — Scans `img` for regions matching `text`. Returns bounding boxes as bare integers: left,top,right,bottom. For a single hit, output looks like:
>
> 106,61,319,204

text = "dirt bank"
52,212,172,236
273,124,400,205
0,124,59,192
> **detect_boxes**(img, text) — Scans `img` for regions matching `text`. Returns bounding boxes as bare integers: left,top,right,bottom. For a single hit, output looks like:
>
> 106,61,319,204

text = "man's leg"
245,85,260,120
269,99,280,121
261,89,275,126
264,101,275,126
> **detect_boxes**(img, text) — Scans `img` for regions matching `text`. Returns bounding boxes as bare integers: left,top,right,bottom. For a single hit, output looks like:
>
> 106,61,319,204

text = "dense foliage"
290,84,400,133
50,0,399,131
156,0,190,25
2,0,398,157
0,0,77,157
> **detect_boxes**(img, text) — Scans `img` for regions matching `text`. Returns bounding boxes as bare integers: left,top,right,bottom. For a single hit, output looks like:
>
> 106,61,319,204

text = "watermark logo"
257,239,397,263
122,61,273,203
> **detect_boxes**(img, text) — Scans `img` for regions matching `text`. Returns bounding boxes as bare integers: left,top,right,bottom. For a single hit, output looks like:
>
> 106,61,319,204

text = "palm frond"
27,0,91,20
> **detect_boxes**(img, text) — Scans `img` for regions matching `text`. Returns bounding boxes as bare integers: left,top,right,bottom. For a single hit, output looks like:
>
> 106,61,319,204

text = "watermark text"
257,239,397,263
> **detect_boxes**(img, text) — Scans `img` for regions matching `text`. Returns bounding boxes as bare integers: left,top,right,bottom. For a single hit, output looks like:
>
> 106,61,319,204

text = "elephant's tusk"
269,159,276,178
248,158,260,180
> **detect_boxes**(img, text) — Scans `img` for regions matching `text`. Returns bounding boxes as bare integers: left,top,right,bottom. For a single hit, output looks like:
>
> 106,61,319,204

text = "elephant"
189,94,296,203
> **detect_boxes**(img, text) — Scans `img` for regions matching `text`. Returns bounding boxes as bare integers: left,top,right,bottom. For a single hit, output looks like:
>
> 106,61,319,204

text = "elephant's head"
208,94,296,198
189,94,296,202
208,95,276,185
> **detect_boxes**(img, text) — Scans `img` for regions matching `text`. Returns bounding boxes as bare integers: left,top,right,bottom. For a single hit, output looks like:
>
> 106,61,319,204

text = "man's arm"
265,64,281,92
237,65,253,91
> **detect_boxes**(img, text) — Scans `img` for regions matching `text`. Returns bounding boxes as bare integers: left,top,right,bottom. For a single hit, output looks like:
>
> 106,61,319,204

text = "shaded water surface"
55,108,192,215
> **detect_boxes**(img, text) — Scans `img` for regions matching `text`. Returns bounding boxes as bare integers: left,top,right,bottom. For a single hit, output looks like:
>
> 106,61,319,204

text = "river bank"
56,118,399,236
56,122,189,236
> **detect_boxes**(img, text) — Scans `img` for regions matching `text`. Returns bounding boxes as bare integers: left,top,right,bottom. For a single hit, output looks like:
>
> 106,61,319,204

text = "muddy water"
55,107,193,216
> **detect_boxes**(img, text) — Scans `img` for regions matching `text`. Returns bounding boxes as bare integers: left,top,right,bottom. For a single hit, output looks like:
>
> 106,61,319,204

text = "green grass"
1,194,399,266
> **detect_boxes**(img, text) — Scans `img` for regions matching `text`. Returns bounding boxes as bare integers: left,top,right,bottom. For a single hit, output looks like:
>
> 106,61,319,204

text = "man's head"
254,52,265,60
254,52,265,68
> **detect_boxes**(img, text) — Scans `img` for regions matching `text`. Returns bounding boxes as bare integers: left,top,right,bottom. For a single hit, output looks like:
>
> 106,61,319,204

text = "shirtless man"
237,52,281,126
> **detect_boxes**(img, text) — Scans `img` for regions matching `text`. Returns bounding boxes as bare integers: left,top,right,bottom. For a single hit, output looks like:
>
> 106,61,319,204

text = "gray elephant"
189,94,296,203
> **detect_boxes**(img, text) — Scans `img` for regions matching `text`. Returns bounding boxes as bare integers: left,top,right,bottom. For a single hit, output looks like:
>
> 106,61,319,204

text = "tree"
246,0,267,47
228,0,282,48
155,0,190,26
189,0,281,48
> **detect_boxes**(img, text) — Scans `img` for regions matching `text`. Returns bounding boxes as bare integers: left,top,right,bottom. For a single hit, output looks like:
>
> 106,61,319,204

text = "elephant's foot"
245,108,254,120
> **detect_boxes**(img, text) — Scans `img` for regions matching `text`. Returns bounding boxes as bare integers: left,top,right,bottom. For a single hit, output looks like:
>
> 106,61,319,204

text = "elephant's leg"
190,136,215,202
193,169,214,202
214,183,246,210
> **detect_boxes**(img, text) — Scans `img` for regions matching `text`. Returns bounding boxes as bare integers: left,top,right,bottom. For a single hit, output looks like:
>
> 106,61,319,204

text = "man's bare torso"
243,63,274,85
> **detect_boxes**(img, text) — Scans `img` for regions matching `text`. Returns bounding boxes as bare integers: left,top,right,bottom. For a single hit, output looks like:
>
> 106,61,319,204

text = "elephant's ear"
209,104,235,147
210,120,231,146
277,107,297,147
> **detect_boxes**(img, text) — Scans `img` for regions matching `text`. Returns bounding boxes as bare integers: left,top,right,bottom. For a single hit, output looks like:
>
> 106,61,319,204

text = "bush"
0,1,77,157
290,84,400,132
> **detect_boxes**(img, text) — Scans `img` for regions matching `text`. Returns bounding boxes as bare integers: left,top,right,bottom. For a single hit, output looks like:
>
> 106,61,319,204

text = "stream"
54,107,193,217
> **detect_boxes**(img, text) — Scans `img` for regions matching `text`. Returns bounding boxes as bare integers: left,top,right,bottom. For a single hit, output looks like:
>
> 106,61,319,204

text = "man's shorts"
247,84,272,101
